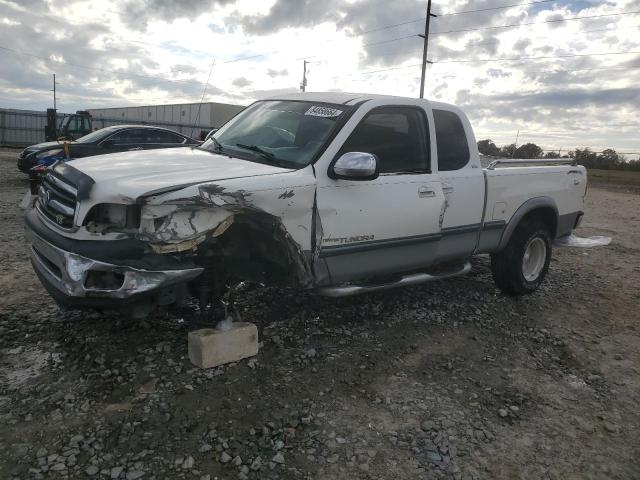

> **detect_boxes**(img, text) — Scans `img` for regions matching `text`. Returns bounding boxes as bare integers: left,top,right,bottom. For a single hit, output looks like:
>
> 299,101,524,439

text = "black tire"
490,220,552,296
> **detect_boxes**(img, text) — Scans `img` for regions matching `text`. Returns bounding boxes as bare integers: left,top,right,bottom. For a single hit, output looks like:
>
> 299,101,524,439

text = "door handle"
418,186,436,198
442,182,454,194
128,147,143,151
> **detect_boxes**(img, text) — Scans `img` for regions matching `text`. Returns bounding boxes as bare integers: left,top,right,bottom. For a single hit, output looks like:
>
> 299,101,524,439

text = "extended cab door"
316,104,445,284
432,107,485,260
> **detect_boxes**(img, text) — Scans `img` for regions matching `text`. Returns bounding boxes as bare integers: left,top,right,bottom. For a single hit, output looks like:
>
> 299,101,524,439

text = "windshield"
74,127,118,143
199,100,350,168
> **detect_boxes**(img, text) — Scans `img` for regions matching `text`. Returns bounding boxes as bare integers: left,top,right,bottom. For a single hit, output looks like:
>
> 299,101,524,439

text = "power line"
87,1,560,64
362,34,421,48
332,55,640,81
301,22,640,69
126,6,639,66
312,11,640,62
433,50,640,64
440,23,640,49
434,63,640,76
2,7,639,98
332,63,421,79
350,0,558,35
430,10,640,36
438,0,557,16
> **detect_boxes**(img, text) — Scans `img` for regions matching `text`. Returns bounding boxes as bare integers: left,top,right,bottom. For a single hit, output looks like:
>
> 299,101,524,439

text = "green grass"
587,169,640,187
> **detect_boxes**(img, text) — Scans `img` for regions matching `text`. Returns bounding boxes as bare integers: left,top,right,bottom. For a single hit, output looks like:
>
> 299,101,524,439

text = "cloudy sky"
1,0,639,154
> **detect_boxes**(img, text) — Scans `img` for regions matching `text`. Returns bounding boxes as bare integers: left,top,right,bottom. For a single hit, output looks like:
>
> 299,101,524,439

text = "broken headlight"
84,203,141,231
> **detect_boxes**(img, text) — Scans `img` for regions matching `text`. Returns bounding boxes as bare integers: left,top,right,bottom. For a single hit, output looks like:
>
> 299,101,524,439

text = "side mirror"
330,152,379,180
101,139,115,148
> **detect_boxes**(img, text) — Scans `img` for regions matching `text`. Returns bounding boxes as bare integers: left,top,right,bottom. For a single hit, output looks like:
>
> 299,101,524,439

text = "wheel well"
196,211,312,288
519,207,557,238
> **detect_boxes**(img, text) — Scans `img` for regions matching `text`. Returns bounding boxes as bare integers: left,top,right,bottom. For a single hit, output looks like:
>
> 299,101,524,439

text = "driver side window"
338,106,430,174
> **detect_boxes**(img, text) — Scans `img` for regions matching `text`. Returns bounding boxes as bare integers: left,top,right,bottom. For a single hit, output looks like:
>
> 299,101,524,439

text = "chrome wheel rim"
522,237,546,282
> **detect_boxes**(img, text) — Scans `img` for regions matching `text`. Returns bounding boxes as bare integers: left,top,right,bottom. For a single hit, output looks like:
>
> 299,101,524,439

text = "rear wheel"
490,220,552,295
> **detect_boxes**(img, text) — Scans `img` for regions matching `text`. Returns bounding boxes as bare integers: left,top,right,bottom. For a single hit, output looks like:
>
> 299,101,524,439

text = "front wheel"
490,221,552,295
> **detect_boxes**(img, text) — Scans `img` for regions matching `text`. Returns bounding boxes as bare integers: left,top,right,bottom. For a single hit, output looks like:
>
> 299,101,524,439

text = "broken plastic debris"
554,234,612,248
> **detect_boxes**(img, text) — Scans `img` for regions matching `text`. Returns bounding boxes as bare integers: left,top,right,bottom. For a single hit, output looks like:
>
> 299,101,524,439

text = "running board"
317,261,472,298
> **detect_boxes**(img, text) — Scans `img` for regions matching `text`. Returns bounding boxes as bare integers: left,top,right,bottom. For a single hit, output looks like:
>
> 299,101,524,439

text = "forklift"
44,109,93,141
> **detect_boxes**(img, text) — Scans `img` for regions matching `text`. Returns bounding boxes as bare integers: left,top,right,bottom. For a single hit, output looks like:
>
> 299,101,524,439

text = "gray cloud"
119,0,236,31
236,0,343,35
267,68,289,77
513,38,531,53
460,85,640,144
171,64,199,75
0,0,638,154
232,76,252,87
0,1,213,110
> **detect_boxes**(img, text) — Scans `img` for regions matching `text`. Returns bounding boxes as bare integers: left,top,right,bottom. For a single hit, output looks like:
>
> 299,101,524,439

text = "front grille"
37,173,78,229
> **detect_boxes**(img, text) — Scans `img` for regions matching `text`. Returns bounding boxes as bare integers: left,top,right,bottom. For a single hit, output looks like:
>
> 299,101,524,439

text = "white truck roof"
270,92,459,112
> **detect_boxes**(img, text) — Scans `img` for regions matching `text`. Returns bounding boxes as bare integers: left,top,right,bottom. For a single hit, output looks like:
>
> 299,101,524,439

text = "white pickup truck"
25,93,587,317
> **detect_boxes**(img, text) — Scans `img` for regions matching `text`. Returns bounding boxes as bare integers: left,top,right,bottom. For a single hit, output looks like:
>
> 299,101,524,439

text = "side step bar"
317,261,472,298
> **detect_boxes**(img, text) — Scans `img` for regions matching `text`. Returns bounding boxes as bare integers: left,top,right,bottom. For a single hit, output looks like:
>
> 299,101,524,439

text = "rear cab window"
433,109,470,171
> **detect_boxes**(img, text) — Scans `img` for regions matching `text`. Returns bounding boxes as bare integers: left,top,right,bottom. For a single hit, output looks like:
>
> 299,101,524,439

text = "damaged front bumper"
25,213,203,308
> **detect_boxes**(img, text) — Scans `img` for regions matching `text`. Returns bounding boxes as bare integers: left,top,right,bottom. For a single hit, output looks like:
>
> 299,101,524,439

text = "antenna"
191,59,216,139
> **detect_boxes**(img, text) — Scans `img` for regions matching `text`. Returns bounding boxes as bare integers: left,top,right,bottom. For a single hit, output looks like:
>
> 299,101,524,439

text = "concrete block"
188,322,258,369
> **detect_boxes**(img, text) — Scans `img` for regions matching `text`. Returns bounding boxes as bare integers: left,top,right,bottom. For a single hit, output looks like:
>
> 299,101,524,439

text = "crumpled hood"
66,147,292,199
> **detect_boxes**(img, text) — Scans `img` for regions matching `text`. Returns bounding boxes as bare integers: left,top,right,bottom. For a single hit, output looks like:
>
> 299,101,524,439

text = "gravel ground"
1,152,639,480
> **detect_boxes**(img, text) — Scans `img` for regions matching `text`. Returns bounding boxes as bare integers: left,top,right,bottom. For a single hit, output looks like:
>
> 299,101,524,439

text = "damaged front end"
26,164,317,317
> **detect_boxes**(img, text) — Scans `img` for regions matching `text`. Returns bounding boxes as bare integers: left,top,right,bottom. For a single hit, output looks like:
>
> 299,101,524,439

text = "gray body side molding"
497,196,558,251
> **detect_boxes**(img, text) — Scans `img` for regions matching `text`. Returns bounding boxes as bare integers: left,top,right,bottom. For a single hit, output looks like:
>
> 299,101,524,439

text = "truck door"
316,105,445,284
432,109,485,260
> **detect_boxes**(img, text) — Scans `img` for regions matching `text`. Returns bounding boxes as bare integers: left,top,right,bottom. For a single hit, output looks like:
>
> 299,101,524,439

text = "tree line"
477,140,640,171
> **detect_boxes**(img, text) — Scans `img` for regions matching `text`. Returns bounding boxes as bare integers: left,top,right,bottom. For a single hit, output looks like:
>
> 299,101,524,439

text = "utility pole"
51,74,57,111
300,60,309,93
418,0,436,98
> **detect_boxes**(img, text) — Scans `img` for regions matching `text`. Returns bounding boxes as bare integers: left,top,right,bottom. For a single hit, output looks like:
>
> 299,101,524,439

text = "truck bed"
479,158,587,252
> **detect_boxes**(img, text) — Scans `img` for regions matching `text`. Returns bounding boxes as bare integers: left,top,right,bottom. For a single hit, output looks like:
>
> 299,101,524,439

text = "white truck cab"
25,93,586,316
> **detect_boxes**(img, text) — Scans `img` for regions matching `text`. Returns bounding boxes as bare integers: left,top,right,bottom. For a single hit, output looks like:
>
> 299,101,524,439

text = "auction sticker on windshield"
305,106,343,118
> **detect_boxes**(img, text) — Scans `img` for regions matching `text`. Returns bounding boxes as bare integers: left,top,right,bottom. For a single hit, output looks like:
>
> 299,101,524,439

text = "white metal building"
1,101,246,147
87,102,245,136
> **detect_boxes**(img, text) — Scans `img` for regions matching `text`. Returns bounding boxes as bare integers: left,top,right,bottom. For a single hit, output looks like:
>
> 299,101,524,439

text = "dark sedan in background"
17,125,199,174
